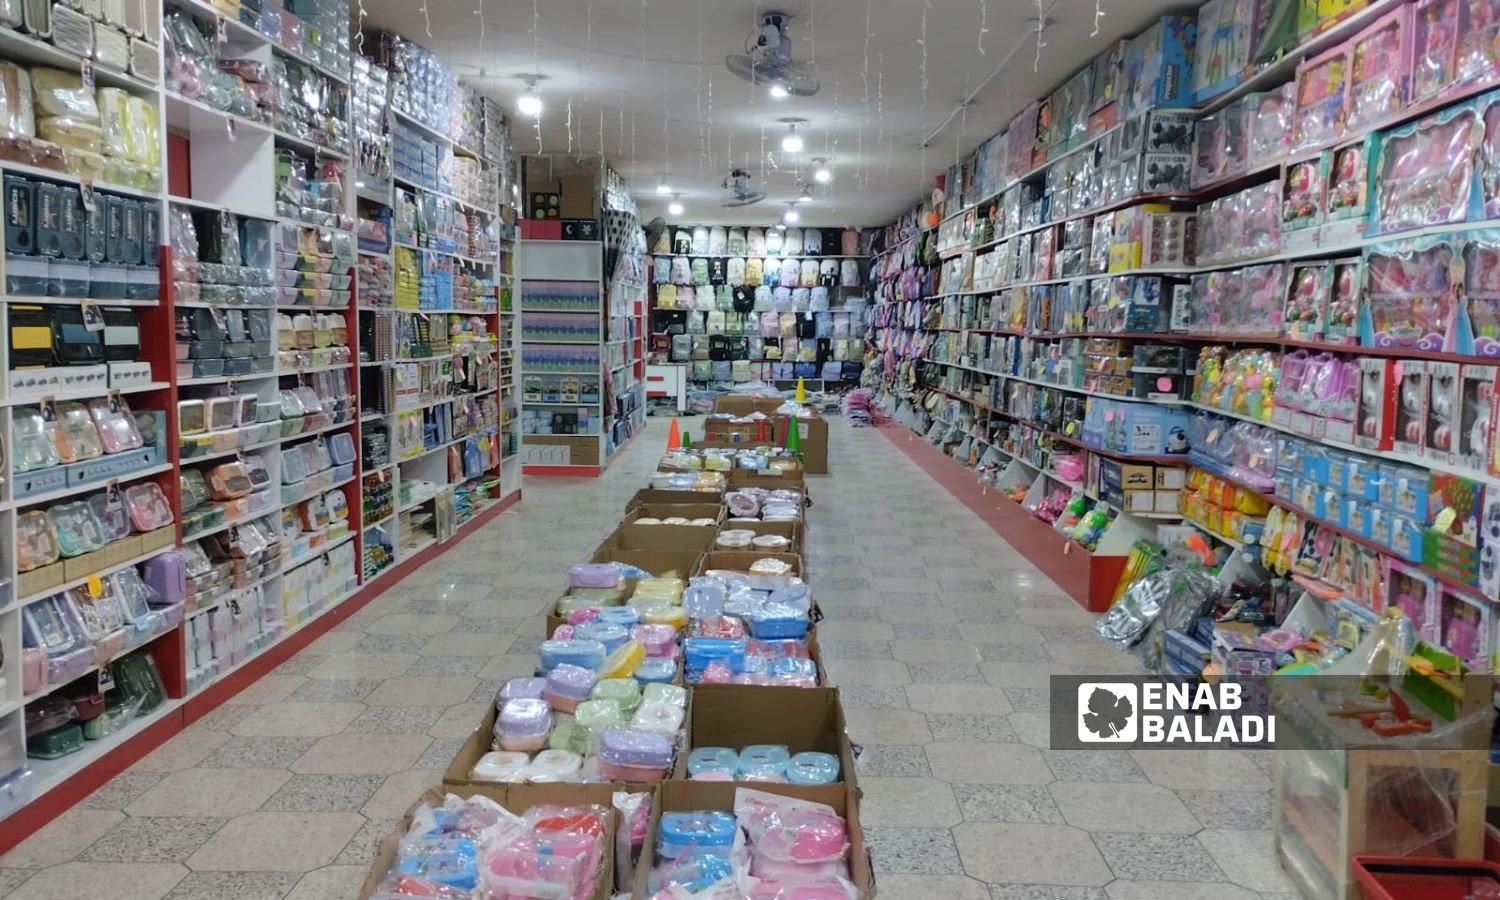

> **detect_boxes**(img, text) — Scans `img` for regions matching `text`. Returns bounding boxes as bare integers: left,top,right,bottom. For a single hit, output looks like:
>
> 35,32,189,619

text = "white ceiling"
361,0,1176,228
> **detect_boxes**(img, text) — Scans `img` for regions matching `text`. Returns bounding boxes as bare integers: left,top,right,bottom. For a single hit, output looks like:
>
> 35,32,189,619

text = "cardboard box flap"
681,685,856,787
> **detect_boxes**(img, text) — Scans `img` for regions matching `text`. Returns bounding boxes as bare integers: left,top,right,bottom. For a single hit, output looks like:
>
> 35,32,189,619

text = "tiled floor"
0,419,1295,899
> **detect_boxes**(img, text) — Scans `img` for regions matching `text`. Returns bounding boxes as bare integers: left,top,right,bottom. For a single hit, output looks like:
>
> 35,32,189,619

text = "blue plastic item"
786,751,841,785
737,744,790,780
686,747,740,778
634,656,677,684
683,638,747,681
574,622,629,653
596,607,642,628
658,811,736,859
393,834,478,890
748,604,807,640
536,638,607,672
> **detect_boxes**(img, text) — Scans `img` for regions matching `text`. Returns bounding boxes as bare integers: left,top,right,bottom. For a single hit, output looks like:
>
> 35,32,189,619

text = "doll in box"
1326,259,1361,343
1326,143,1368,220
1283,159,1325,230
1395,360,1429,454
1457,0,1500,84
1360,241,1458,351
1415,0,1461,103
1479,490,1500,597
1459,365,1496,470
1440,589,1490,670
1357,358,1397,450
1285,263,1330,339
1460,236,1500,356
1372,106,1480,235
1388,560,1439,640
1347,7,1414,132
1294,46,1349,151
1426,362,1463,461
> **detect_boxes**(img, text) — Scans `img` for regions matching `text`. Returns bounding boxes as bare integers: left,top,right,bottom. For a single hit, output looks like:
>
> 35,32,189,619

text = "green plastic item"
110,653,165,714
591,678,642,714
546,721,587,754
27,723,84,759
643,683,687,708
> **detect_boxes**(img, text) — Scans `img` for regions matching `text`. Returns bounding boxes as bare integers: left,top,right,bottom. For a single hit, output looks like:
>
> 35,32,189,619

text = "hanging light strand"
1092,0,1106,37
419,1,431,39
1034,0,1047,73
476,0,485,57
978,0,988,55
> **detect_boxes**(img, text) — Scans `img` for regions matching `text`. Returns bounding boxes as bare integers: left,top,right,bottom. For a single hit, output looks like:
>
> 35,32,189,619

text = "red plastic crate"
1351,856,1500,899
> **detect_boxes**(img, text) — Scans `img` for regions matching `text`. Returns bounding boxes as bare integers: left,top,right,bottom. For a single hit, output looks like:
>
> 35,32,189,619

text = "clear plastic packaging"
591,677,642,714
630,701,685,735
495,698,552,753
786,751,842,785
543,664,596,713
537,638,606,672
599,639,645,679
597,727,673,781
573,621,628,654
469,750,531,783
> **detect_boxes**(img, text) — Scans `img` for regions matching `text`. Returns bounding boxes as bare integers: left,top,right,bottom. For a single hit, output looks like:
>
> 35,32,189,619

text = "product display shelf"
0,4,529,851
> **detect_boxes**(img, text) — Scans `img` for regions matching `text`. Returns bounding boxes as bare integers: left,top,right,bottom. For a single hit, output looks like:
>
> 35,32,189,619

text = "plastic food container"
631,702,685,735
642,606,687,631
591,677,641,714
599,640,645,679
495,698,552,753
523,748,583,782
631,624,677,658
657,811,736,859
786,751,841,785
547,721,587,755
752,534,792,550
573,622,629,653
682,581,728,619
717,529,755,549
738,744,791,781
687,747,741,779
573,700,627,751
537,639,606,673
497,677,547,705
568,563,621,589
634,657,677,684
690,615,747,639
595,606,642,628
564,586,625,607
597,728,674,781
684,638,747,680
470,750,531,782
543,664,596,713
642,683,687,709
749,604,808,640
632,577,685,605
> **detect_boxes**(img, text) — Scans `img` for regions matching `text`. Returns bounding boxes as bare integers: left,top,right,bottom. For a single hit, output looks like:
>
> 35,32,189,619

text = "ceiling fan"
725,11,820,97
721,168,767,207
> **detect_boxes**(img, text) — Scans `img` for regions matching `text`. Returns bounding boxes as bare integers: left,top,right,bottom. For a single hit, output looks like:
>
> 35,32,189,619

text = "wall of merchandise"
868,0,1500,672
0,0,520,836
649,224,869,386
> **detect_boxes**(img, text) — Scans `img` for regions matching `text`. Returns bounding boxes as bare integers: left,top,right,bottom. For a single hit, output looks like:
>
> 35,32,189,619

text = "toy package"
1194,0,1254,102
1284,261,1331,339
1459,364,1496,470
1463,236,1500,359
1356,357,1398,451
1360,238,1458,352
1282,157,1326,233
1387,558,1439,640
1324,140,1370,229
1480,489,1500,597
1394,360,1430,455
1427,361,1464,465
1250,84,1296,165
1345,6,1414,132
1371,103,1480,235
1293,42,1350,150
1457,0,1500,85
1123,15,1198,118
1439,587,1491,670
1414,0,1462,103
1327,257,1362,343
1253,0,1301,66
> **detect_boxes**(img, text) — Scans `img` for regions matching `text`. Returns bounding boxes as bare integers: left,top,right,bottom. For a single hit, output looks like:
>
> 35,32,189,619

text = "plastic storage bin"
597,728,673,781
542,664,596,713
494,698,551,753
688,747,741,779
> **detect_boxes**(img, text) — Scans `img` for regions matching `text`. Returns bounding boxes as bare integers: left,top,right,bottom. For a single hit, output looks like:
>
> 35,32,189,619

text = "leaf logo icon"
1082,686,1134,739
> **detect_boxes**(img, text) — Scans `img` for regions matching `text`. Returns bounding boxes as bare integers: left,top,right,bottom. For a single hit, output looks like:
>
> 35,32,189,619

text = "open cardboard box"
676,686,855,787
716,519,804,555
602,521,718,554
712,396,788,417
627,487,724,510
727,468,807,491
696,550,804,580
359,782,649,900
627,503,725,526
701,419,780,444
444,693,692,793
631,780,874,896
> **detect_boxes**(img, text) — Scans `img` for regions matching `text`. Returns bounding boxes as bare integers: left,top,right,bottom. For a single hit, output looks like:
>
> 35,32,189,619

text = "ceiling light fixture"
784,206,800,224
781,123,804,153
774,222,786,231
517,75,543,117
656,174,672,194
797,183,814,202
769,83,789,99
812,159,832,183
668,194,684,216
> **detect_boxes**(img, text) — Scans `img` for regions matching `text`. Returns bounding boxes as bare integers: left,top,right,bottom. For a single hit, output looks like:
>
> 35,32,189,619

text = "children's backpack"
815,311,832,338
653,256,670,284
694,287,715,311
691,226,710,255
773,287,793,311
803,228,822,255
724,312,742,335
765,227,783,255
716,284,734,310
691,258,710,286
727,257,745,285
779,313,797,338
691,334,710,358
708,258,726,285
727,227,746,255
747,227,766,256
733,286,754,312
779,258,800,287
674,229,692,254
810,287,830,311
652,229,671,253
747,336,764,359
792,287,810,311
678,286,696,311
841,227,860,256
693,359,712,380
656,284,677,309
800,259,819,288
753,286,773,311
728,336,748,360
671,333,691,360
744,257,763,286
711,360,731,381
706,310,726,335
760,313,779,338
782,228,802,255
841,260,862,287
833,312,851,337
671,256,692,285
732,360,752,382
708,226,727,255
796,314,816,339
820,259,839,287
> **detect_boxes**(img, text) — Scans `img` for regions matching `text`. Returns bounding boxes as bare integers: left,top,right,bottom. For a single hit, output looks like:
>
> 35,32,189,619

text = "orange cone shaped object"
666,417,681,450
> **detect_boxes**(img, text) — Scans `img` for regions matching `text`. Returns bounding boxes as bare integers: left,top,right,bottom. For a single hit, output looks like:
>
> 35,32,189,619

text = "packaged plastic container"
599,640,645,678
591,677,641,714
597,728,674,781
717,529,755,549
688,747,741,778
595,606,641,628
495,698,551,753
573,622,628,653
634,656,677,684
543,664,596,713
498,676,547,706
523,748,583,782
657,810,736,859
684,638,747,680
536,639,606,673
786,751,841,785
394,834,478,891
642,606,687,631
749,603,808,640
642,683,687,709
573,699,627,751
738,744,791,782
631,577,685,605
469,750,531,782
568,563,621,589
631,623,677,657
630,702,685,735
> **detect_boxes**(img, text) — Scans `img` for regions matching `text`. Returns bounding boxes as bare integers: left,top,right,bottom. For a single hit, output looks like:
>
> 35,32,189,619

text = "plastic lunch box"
597,727,673,781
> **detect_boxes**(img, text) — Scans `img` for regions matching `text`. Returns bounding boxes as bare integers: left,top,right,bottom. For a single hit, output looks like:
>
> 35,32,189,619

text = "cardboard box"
712,396,787,416
726,468,806,491
1154,489,1181,513
701,418,779,444
601,521,718,553
1155,466,1186,490
545,548,705,635
716,519,804,554
696,551,803,579
628,503,724,525
627,487,724,510
788,414,830,474
1122,490,1157,514
631,781,874,897
558,174,596,219
360,782,639,900
677,686,856,786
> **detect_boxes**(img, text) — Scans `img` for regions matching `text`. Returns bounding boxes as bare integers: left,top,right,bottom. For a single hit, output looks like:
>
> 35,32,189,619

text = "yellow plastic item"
642,605,688,631
632,577,684,605
598,640,645,679
127,95,159,167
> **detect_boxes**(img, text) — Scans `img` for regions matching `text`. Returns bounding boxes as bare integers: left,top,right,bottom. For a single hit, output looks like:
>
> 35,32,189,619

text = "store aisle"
0,420,1292,900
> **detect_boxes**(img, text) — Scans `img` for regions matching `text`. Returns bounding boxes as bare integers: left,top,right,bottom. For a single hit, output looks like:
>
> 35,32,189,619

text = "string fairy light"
419,1,431,39
1093,0,1106,37
1034,0,1047,73
919,0,930,183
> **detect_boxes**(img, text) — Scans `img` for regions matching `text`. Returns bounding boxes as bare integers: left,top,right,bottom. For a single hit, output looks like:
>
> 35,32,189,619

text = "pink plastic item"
631,624,677,657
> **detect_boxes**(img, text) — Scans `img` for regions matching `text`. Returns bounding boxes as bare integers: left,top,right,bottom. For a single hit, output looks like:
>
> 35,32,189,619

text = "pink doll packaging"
1284,262,1331,340
1427,361,1465,465
1293,41,1351,151
1459,364,1497,471
1440,587,1491,671
1360,239,1458,351
1387,558,1440,641
1282,158,1326,234
1394,360,1431,455
1480,490,1500,600
1346,6,1415,133
1462,235,1500,356
1414,0,1462,103
1249,83,1296,166
1371,104,1481,235
1327,258,1362,343
1457,0,1500,85
1323,140,1370,239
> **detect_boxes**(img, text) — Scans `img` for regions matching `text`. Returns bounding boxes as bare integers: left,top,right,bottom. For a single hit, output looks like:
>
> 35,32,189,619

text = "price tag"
98,665,115,693
85,574,103,597
79,179,95,213
81,299,105,332
80,60,94,92
215,14,227,43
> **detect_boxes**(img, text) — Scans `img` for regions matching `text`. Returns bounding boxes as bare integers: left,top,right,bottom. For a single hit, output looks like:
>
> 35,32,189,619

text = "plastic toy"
1360,240,1458,351
1457,0,1500,85
1427,362,1464,464
1462,235,1500,356
1459,364,1497,470
1282,159,1325,231
1346,7,1414,132
1370,103,1479,235
1395,360,1430,455
1414,0,1461,103
1388,559,1440,640
1356,358,1398,451
1284,262,1331,339
1293,42,1350,150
